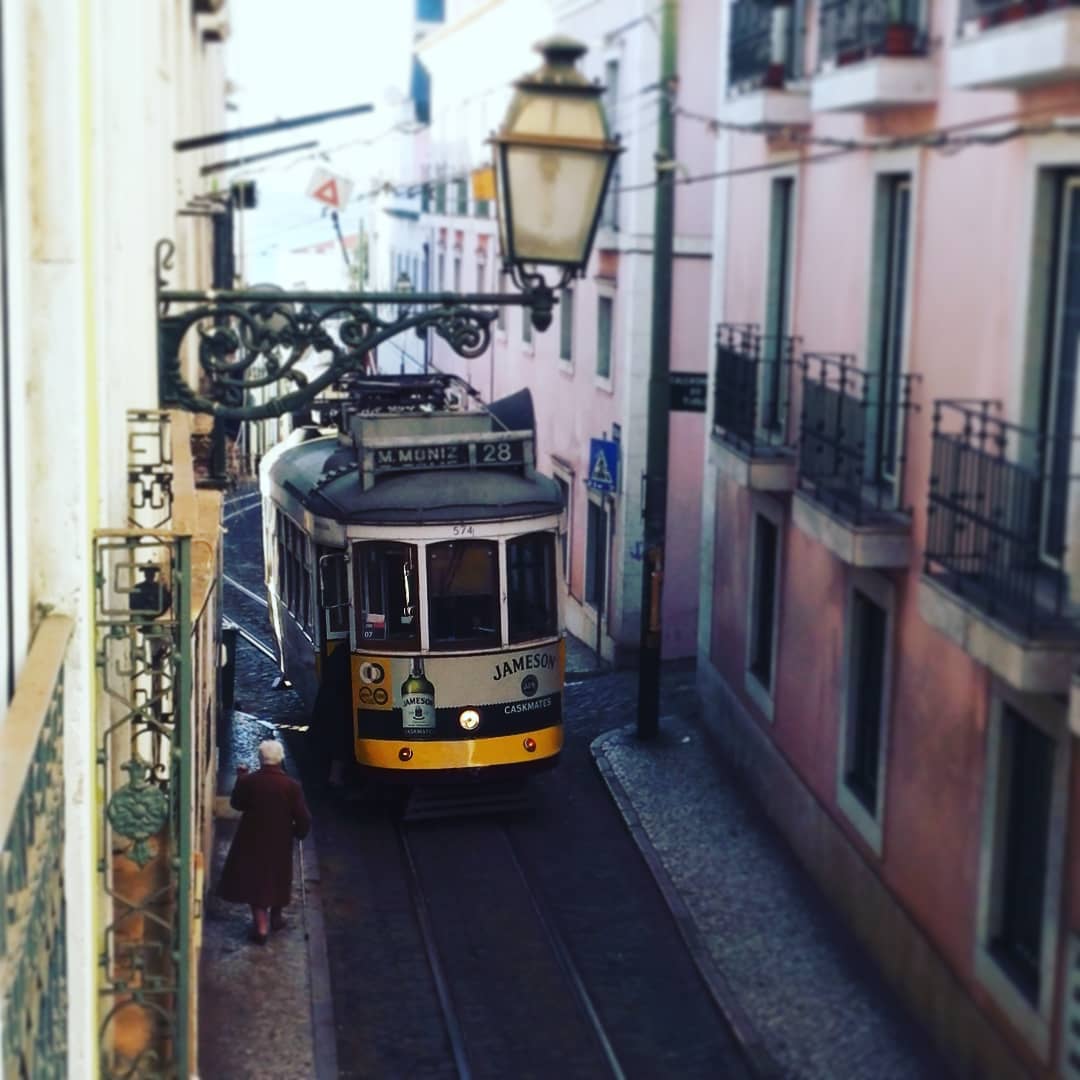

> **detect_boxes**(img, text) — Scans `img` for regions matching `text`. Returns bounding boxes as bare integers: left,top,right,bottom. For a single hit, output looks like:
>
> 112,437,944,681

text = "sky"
223,0,414,285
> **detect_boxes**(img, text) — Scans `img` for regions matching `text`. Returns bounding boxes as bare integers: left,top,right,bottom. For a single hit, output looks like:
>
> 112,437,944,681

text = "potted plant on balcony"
883,0,918,54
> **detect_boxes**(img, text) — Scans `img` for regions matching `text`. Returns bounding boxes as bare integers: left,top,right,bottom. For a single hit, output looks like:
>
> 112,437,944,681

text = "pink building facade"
409,0,719,663
700,1,1080,1076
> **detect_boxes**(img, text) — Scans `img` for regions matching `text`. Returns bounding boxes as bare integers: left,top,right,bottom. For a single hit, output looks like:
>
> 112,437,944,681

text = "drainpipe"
636,0,678,740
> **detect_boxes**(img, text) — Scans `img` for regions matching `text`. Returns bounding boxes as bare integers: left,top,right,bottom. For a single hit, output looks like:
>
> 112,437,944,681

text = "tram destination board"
366,434,528,479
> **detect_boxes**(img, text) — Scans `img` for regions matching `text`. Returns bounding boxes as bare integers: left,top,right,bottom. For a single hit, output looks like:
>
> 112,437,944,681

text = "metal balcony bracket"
94,527,193,1079
155,239,566,421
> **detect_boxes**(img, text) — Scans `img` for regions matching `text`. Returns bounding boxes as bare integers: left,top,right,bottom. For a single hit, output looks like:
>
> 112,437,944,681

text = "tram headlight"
523,737,537,753
459,709,481,732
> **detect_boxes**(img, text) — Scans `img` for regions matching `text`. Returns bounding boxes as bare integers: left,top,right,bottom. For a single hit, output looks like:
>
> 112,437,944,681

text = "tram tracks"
221,572,279,665
396,816,627,1080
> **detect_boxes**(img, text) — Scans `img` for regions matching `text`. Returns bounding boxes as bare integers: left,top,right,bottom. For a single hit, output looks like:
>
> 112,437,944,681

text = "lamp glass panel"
506,145,609,265
512,90,607,141
494,152,510,261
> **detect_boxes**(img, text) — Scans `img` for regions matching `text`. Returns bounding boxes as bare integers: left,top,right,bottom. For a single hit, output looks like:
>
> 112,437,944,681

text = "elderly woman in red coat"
218,739,312,944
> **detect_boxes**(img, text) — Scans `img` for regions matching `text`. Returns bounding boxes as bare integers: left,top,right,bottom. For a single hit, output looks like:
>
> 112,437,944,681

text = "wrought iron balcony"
713,323,798,454
796,352,918,525
729,0,799,90
0,614,73,1080
958,0,1079,31
818,0,926,67
924,400,1080,638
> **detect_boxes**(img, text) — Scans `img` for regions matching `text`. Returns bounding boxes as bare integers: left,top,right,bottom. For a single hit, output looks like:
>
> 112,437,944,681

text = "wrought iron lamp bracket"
155,239,565,421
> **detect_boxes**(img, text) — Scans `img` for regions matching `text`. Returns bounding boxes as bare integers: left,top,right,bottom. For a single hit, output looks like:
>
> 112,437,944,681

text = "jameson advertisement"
352,642,564,724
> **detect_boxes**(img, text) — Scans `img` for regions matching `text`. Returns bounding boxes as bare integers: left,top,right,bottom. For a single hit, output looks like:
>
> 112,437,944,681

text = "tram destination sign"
365,433,529,481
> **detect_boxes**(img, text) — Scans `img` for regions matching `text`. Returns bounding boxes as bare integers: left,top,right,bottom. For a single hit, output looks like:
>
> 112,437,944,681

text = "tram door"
317,547,350,670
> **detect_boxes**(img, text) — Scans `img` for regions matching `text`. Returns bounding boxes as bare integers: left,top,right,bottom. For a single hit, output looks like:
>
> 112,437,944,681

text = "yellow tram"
260,375,565,780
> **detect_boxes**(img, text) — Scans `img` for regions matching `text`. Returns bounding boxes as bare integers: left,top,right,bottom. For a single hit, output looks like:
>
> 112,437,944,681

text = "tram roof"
266,433,563,524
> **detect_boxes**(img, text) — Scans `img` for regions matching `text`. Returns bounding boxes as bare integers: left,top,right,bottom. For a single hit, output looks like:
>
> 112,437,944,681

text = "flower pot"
762,62,786,89
883,22,917,55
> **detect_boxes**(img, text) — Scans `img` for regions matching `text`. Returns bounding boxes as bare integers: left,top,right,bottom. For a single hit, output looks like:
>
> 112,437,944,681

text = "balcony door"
870,174,911,493
1039,173,1080,567
760,177,794,435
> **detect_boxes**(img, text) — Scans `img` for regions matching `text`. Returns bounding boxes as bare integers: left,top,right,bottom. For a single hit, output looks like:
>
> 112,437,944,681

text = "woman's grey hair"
258,739,285,766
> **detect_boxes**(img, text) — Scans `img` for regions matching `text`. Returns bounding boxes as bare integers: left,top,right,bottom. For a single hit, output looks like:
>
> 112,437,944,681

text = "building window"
761,176,794,432
453,256,462,293
837,571,893,854
976,691,1069,1058
435,180,446,215
559,288,574,363
438,252,446,291
597,295,613,378
745,501,782,718
455,178,468,216
497,271,507,332
869,173,912,492
600,58,620,229
1038,171,1080,565
476,259,486,294
554,474,571,583
522,305,533,346
585,498,608,613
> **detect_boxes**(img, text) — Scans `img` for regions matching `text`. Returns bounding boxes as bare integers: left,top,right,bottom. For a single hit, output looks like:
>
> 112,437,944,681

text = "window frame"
506,530,559,645
760,173,796,437
865,156,917,507
552,465,573,589
744,494,783,721
975,685,1070,1061
351,540,422,652
584,492,610,616
836,568,894,855
596,290,614,388
426,538,502,652
559,287,574,366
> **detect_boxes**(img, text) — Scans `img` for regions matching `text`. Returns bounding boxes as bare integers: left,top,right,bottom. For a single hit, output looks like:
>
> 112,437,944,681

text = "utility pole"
637,0,678,740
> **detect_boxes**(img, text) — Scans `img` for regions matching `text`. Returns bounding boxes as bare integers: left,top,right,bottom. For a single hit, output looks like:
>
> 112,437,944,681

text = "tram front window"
427,540,499,650
507,531,558,643
353,541,419,649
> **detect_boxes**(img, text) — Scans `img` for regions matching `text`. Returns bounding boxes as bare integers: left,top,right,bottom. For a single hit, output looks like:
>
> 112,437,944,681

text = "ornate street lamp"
156,37,619,421
491,36,622,317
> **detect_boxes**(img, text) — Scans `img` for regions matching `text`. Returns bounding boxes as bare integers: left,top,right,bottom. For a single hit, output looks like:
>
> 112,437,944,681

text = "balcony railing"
0,614,73,1080
797,352,918,523
924,400,1080,638
958,0,1079,31
818,0,926,67
729,0,799,90
713,323,799,453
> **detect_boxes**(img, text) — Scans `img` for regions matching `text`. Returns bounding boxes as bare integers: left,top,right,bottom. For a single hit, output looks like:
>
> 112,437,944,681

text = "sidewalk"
198,712,337,1080
590,665,950,1080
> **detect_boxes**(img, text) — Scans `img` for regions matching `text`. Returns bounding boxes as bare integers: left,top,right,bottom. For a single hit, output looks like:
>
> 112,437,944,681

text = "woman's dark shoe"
270,914,288,932
250,929,269,945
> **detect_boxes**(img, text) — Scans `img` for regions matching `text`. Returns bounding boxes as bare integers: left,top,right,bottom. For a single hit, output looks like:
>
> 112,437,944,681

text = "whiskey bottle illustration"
401,656,436,731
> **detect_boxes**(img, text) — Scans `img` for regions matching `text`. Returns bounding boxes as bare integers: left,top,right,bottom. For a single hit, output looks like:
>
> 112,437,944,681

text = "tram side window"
427,540,499,650
354,541,419,649
277,515,313,635
507,532,558,643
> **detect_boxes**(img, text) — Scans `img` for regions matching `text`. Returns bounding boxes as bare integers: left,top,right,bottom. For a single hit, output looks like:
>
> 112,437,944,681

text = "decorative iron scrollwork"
155,238,568,421
106,759,170,869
